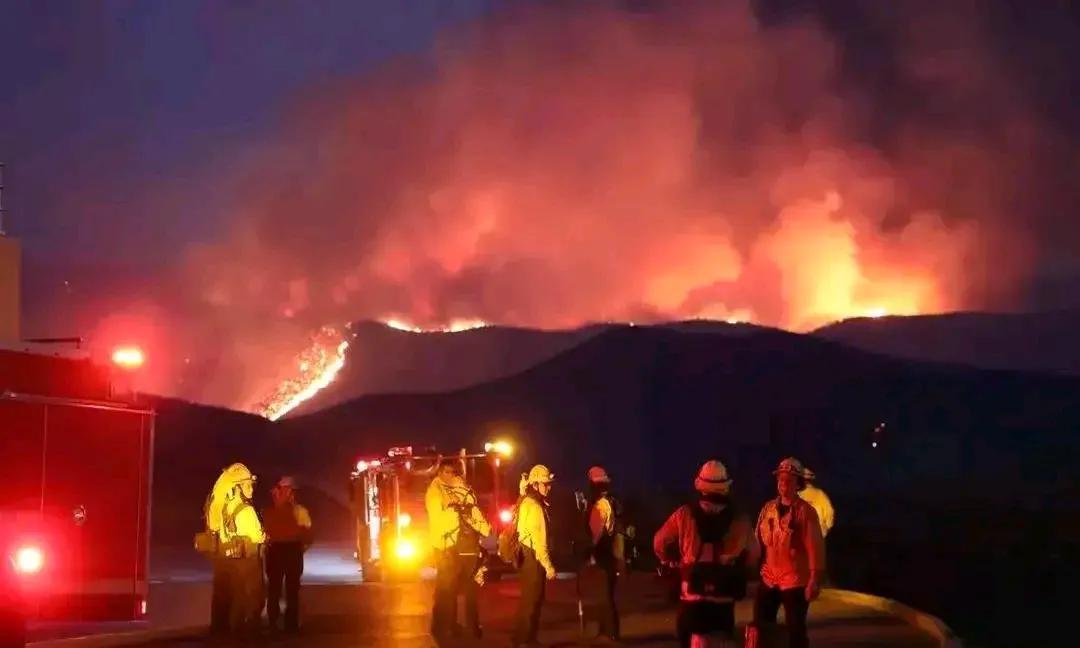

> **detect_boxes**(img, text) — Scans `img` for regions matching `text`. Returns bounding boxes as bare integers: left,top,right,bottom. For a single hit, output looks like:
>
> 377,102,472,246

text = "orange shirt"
262,502,312,544
756,497,825,589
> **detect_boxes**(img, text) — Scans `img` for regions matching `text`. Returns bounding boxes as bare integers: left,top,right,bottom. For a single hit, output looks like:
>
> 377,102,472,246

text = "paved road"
127,573,940,647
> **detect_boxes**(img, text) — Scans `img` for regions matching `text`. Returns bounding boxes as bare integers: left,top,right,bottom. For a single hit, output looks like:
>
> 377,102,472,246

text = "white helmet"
694,460,732,494
773,457,807,477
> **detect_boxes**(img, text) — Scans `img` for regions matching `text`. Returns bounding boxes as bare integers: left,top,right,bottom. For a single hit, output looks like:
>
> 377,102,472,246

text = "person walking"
513,465,557,648
654,460,756,648
585,466,621,643
748,458,825,648
262,476,312,633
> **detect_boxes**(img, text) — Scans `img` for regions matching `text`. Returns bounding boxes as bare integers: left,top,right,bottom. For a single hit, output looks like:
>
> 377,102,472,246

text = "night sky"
1,0,497,265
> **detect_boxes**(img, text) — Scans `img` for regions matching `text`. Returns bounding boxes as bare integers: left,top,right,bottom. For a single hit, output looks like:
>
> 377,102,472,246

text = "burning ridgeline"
254,325,350,421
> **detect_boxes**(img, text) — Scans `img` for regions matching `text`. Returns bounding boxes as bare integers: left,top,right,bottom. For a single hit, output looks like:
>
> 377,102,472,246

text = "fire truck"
349,442,515,581
0,343,154,644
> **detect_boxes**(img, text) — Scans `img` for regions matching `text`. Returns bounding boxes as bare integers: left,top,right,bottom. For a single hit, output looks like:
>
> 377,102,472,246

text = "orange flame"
382,317,490,334
255,325,349,421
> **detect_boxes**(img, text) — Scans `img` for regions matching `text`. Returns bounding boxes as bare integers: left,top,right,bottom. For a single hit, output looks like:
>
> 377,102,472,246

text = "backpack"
681,502,748,599
219,500,258,559
585,493,627,565
454,506,483,555
496,496,524,566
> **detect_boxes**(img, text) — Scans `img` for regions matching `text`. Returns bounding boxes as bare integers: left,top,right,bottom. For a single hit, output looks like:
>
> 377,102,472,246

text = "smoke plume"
177,0,1057,410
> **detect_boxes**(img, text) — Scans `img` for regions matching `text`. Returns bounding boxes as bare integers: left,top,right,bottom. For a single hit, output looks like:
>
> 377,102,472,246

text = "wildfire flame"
382,317,490,334
255,325,350,421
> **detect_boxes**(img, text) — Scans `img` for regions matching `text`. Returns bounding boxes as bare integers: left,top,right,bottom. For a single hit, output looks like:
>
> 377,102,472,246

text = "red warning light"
13,545,44,574
111,346,145,370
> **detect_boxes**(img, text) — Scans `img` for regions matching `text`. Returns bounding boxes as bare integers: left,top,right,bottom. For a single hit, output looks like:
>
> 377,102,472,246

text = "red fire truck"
0,343,154,644
349,443,515,581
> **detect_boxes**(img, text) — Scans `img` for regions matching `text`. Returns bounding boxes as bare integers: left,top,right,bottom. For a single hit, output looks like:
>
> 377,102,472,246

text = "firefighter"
654,460,756,648
799,467,834,538
262,476,312,633
749,458,825,648
585,465,621,642
427,458,461,639
205,463,266,638
446,474,492,637
426,459,492,639
513,465,556,648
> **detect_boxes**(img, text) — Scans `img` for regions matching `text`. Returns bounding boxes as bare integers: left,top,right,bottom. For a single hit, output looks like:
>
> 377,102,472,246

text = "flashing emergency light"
13,545,44,574
484,440,514,457
499,508,513,524
398,513,412,528
356,459,382,472
111,346,145,370
394,538,417,561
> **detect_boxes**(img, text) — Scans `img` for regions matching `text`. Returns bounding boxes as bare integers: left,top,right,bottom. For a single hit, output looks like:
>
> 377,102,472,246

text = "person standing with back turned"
585,465,621,643
654,460,756,648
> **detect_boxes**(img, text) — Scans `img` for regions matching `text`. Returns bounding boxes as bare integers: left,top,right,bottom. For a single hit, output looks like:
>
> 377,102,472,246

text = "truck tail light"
499,508,513,524
13,545,45,575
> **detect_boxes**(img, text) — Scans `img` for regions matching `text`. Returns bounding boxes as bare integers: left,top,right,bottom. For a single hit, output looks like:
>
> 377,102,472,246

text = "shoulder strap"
690,502,733,563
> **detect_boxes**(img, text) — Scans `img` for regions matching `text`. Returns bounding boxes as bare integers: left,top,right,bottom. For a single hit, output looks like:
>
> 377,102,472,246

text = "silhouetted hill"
145,396,355,546
815,310,1080,375
290,319,775,416
145,326,1080,645
281,325,1080,503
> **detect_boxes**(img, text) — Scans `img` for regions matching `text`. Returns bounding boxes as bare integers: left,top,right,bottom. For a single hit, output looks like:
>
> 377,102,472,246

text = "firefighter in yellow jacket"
513,465,556,647
799,467,835,538
426,459,492,639
205,463,266,637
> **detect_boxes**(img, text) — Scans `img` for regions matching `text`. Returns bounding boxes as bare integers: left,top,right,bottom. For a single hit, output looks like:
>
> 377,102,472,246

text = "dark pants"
677,600,735,647
266,542,304,631
227,556,264,635
753,585,809,648
432,550,456,636
513,548,546,645
453,553,481,635
432,550,482,637
592,557,620,639
210,556,232,635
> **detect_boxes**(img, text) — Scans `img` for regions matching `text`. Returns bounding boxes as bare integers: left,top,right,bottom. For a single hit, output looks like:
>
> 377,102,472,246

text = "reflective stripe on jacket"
517,494,554,573
756,497,825,589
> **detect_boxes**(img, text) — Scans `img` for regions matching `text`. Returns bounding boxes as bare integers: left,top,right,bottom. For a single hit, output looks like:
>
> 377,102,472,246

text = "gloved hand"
545,565,556,580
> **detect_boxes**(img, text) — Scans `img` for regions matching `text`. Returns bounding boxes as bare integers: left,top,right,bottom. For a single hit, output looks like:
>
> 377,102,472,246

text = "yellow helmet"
221,462,256,485
206,463,256,531
526,464,555,485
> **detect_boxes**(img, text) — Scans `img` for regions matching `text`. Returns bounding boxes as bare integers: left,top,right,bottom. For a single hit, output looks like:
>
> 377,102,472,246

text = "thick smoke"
180,0,1053,410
